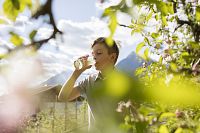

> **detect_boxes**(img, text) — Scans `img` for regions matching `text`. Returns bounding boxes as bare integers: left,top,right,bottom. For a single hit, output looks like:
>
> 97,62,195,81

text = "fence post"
36,98,42,133
75,98,78,127
84,101,86,122
64,101,67,131
51,95,56,133
37,120,40,133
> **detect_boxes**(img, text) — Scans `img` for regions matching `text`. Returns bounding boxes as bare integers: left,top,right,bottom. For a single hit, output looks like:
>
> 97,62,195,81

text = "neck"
100,66,115,78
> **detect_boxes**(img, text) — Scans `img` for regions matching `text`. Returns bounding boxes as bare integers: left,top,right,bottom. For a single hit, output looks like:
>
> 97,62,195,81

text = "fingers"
82,58,87,67
78,55,89,60
78,55,89,66
86,65,92,69
75,55,91,71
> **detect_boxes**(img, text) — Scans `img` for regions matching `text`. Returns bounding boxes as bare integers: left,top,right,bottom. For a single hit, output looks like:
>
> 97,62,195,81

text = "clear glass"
74,56,95,70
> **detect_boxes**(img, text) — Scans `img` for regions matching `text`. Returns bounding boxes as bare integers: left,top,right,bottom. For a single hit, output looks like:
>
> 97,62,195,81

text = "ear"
110,53,117,62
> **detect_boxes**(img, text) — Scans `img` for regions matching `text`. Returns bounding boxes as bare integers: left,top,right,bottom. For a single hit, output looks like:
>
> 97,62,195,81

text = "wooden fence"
0,85,89,133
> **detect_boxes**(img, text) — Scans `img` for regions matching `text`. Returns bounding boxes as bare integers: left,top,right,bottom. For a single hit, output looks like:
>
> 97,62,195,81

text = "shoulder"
87,72,99,81
79,72,98,83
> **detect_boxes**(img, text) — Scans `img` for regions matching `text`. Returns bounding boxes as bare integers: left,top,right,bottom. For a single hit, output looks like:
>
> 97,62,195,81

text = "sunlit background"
0,0,153,96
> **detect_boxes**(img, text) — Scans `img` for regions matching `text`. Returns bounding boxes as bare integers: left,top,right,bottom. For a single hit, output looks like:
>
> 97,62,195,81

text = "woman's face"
92,43,115,71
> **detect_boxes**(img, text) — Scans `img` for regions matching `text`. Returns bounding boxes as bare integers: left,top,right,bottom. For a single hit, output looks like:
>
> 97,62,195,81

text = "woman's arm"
58,55,92,101
58,70,81,101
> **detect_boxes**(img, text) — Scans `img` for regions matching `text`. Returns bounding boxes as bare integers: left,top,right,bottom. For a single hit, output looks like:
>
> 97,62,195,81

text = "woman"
59,37,123,132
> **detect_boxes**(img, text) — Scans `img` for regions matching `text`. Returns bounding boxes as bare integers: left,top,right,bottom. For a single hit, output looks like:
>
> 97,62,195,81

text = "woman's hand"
74,55,92,73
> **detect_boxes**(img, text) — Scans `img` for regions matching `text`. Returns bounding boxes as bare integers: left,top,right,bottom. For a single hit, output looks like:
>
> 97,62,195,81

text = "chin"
95,66,100,71
95,65,101,71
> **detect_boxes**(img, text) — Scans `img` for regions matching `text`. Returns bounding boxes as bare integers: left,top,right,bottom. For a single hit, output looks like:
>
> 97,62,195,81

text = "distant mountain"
116,52,145,76
41,71,71,86
41,70,91,86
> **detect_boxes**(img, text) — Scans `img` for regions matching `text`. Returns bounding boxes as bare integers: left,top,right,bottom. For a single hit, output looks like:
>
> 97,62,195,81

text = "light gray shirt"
76,72,103,129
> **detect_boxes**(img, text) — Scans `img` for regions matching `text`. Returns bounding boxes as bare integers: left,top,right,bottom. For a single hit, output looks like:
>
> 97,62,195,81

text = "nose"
93,56,96,61
92,54,96,60
92,52,97,61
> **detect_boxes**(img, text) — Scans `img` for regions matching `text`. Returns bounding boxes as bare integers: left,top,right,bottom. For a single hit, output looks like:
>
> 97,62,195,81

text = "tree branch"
31,0,62,48
118,23,131,28
0,0,63,58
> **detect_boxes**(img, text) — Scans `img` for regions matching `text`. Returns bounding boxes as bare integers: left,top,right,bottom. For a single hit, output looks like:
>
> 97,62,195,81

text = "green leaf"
136,42,145,54
144,37,151,46
120,3,131,15
196,6,200,22
181,52,189,57
104,10,117,46
29,30,37,40
169,16,175,22
128,24,134,29
175,128,183,133
161,15,168,26
170,62,178,72
10,32,23,46
3,0,19,20
129,23,145,33
106,37,114,46
144,48,149,60
25,0,32,8
0,18,7,24
155,14,159,20
108,12,117,37
137,14,146,24
146,10,153,21
159,112,176,120
135,121,148,133
156,2,174,16
159,56,163,64
167,2,174,14
151,33,160,39
172,36,178,41
157,1,168,16
102,7,115,17
131,30,135,36
119,123,132,132
19,0,32,11
137,24,145,31
131,18,135,24
168,49,175,55
132,0,143,5
159,125,169,133
124,115,131,123
12,0,20,10
3,0,32,21
188,41,200,49
135,67,146,76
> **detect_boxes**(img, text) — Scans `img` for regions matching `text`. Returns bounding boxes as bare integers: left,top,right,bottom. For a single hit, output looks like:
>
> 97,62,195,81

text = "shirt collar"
95,72,104,82
95,67,116,82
